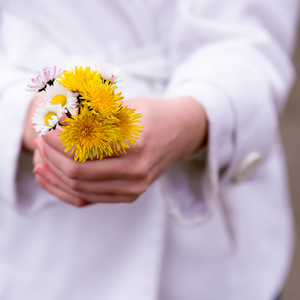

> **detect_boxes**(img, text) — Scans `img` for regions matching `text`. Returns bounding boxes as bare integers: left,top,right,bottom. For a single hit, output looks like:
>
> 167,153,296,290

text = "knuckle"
51,178,60,189
35,174,47,189
73,191,91,200
69,179,82,192
75,191,85,200
129,180,148,196
124,196,138,203
65,162,81,180
138,179,149,194
66,183,85,198
64,197,84,207
134,136,146,151
133,161,149,179
33,151,39,165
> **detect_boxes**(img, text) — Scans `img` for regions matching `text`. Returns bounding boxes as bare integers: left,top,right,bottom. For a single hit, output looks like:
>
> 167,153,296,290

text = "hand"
33,97,207,207
22,95,45,153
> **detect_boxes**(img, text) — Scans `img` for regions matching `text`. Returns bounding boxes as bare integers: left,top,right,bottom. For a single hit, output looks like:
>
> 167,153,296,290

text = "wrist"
167,96,207,161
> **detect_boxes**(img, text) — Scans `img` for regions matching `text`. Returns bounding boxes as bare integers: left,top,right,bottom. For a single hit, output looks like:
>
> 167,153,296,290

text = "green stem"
66,109,74,119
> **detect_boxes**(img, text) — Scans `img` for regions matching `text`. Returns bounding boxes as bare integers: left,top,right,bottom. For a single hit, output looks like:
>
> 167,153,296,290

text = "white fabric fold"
0,80,32,208
162,80,234,225
159,0,297,227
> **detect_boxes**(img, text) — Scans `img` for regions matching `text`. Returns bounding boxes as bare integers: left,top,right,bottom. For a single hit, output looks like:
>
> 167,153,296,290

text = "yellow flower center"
52,94,67,107
45,112,57,127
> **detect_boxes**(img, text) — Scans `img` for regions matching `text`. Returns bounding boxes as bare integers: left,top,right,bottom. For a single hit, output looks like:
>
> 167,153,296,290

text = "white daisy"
32,103,63,136
97,62,125,83
26,66,62,94
41,81,78,113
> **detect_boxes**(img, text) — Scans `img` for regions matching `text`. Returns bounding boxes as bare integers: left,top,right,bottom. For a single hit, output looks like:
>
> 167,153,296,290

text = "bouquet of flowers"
27,63,143,163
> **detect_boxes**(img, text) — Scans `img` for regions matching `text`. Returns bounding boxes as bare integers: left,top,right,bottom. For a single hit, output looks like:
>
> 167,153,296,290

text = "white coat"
0,0,299,299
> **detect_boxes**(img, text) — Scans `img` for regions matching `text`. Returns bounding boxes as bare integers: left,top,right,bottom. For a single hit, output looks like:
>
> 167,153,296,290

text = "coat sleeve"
0,8,106,215
0,67,43,213
0,4,37,213
161,0,300,225
0,11,46,214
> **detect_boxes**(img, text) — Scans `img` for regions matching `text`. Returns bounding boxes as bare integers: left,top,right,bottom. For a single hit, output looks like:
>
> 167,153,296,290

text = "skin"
24,95,207,207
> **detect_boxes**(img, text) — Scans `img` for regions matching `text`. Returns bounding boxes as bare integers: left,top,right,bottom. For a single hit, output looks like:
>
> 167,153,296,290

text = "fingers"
33,147,89,207
34,164,138,203
33,142,45,165
35,156,148,197
33,137,150,204
34,172,88,207
41,128,74,157
41,124,123,159
39,138,149,181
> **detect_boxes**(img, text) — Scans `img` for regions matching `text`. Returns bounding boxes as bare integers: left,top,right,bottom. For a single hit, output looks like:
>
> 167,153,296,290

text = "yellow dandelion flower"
81,79,123,116
57,66,100,95
58,66,123,116
113,106,143,153
58,106,120,163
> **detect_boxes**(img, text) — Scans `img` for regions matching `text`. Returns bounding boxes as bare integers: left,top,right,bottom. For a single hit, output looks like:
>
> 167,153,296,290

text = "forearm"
165,96,207,161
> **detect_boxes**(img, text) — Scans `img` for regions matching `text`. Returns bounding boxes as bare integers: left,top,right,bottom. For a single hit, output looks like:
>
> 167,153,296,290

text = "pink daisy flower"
26,66,62,94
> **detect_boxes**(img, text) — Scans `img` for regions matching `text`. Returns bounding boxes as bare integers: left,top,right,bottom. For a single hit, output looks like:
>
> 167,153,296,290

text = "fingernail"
34,139,43,152
33,166,46,176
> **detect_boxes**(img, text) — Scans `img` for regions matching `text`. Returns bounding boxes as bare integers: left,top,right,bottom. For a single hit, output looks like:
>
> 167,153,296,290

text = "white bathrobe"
0,0,299,299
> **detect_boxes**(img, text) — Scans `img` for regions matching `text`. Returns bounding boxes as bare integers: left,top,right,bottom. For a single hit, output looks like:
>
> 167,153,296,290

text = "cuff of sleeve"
0,80,59,214
161,79,236,226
